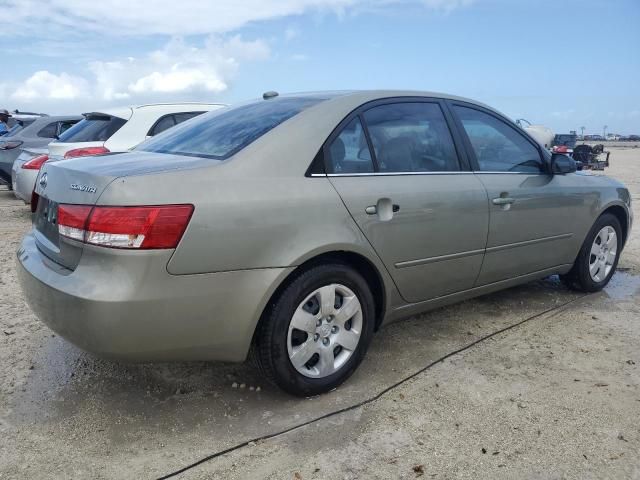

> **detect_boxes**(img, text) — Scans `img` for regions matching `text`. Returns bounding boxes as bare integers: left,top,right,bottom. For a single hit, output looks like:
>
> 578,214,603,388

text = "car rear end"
16,152,287,362
48,109,132,162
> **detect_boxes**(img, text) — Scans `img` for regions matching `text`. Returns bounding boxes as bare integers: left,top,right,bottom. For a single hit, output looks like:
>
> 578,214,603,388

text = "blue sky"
1,0,639,134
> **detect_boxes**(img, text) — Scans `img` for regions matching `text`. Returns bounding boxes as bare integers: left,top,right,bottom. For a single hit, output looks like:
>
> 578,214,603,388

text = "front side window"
57,114,127,143
453,106,543,173
326,117,373,174
363,102,460,172
139,97,324,160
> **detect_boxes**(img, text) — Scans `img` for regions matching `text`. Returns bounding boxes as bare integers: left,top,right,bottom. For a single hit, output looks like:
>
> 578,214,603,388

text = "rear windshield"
57,114,127,143
138,97,324,160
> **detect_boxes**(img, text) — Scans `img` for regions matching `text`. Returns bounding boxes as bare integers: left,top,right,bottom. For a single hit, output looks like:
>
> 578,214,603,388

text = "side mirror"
551,153,577,174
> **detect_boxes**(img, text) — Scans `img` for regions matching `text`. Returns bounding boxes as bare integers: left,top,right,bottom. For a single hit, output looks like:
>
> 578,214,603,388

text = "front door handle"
492,197,515,205
366,203,400,215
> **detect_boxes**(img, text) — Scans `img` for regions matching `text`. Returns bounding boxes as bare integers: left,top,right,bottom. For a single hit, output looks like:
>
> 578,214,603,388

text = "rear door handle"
365,199,399,220
492,197,515,205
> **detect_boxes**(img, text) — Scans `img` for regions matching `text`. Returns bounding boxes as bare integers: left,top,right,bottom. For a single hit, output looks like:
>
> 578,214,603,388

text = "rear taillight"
22,154,49,170
64,146,110,159
57,204,194,249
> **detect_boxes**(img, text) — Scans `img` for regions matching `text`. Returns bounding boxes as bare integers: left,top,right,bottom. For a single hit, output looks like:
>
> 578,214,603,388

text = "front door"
325,100,489,303
449,103,582,285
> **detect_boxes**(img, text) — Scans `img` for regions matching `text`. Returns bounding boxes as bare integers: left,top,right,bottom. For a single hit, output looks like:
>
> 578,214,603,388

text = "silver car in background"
17,91,633,396
0,115,81,190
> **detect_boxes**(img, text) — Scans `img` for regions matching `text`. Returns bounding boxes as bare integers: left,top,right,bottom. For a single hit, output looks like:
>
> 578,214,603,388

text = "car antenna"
263,91,279,100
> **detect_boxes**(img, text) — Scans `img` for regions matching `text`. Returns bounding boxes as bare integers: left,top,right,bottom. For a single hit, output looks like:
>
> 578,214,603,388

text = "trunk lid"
32,151,214,270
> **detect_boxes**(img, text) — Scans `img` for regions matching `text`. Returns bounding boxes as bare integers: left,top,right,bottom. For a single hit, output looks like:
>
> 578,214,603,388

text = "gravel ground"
1,148,638,479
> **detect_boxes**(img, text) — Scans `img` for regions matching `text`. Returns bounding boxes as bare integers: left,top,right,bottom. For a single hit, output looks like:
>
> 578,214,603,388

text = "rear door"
448,102,581,285
326,98,489,303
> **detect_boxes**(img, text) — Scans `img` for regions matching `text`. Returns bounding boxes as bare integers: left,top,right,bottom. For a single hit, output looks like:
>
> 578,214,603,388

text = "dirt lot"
1,148,639,480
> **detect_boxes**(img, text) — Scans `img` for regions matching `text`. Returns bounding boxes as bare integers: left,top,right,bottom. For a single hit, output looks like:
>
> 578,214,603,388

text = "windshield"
138,97,325,160
57,114,127,143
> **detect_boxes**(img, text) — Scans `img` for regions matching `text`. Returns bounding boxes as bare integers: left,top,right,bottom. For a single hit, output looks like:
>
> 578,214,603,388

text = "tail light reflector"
23,154,49,170
64,146,110,159
57,204,194,249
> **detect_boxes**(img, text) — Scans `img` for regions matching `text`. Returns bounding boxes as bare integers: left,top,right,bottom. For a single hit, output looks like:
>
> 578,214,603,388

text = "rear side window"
327,117,374,174
57,115,127,143
139,98,324,160
173,112,204,124
37,122,58,138
149,115,176,136
453,106,543,173
363,103,460,172
58,121,77,135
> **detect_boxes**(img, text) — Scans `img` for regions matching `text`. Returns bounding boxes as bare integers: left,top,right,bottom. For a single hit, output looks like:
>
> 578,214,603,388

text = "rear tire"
560,213,622,292
253,263,375,397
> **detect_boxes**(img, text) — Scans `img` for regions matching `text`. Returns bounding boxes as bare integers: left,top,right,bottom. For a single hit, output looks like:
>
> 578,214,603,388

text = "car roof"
283,89,499,113
84,103,227,120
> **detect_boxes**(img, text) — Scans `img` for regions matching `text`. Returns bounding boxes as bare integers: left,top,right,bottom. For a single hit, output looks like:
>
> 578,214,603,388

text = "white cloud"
7,35,270,105
1,0,474,37
129,70,227,94
11,71,89,101
1,0,474,108
291,53,309,61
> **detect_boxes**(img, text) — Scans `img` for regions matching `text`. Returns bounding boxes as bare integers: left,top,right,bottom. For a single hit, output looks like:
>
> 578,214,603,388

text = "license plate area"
34,197,60,248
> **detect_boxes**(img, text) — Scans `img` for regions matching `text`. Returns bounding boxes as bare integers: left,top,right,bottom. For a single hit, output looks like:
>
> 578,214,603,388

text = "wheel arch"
251,249,389,353
600,203,630,248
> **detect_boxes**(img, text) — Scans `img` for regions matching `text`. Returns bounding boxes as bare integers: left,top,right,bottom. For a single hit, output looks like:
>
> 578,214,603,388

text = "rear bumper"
17,232,292,362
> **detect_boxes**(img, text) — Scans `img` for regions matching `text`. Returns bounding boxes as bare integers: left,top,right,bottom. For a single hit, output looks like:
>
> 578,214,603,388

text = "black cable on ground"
157,294,587,480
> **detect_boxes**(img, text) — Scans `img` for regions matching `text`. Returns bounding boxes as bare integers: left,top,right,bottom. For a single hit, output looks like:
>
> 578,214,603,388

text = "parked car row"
13,90,633,396
0,103,225,204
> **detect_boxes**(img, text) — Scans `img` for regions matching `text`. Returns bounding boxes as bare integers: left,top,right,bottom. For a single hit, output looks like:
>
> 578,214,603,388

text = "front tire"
253,263,375,397
561,213,622,292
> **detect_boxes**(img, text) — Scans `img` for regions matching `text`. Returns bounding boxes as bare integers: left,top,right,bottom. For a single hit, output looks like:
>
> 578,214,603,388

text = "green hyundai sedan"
17,91,632,396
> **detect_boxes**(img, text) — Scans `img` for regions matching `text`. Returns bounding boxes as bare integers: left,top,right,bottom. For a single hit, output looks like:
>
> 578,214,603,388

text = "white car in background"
48,103,226,160
15,103,225,205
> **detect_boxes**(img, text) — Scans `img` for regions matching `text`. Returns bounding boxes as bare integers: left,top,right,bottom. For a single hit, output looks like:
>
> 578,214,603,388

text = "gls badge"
70,184,97,194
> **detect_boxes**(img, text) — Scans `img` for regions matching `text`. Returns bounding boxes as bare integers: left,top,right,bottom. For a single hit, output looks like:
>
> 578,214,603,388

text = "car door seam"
324,176,408,301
